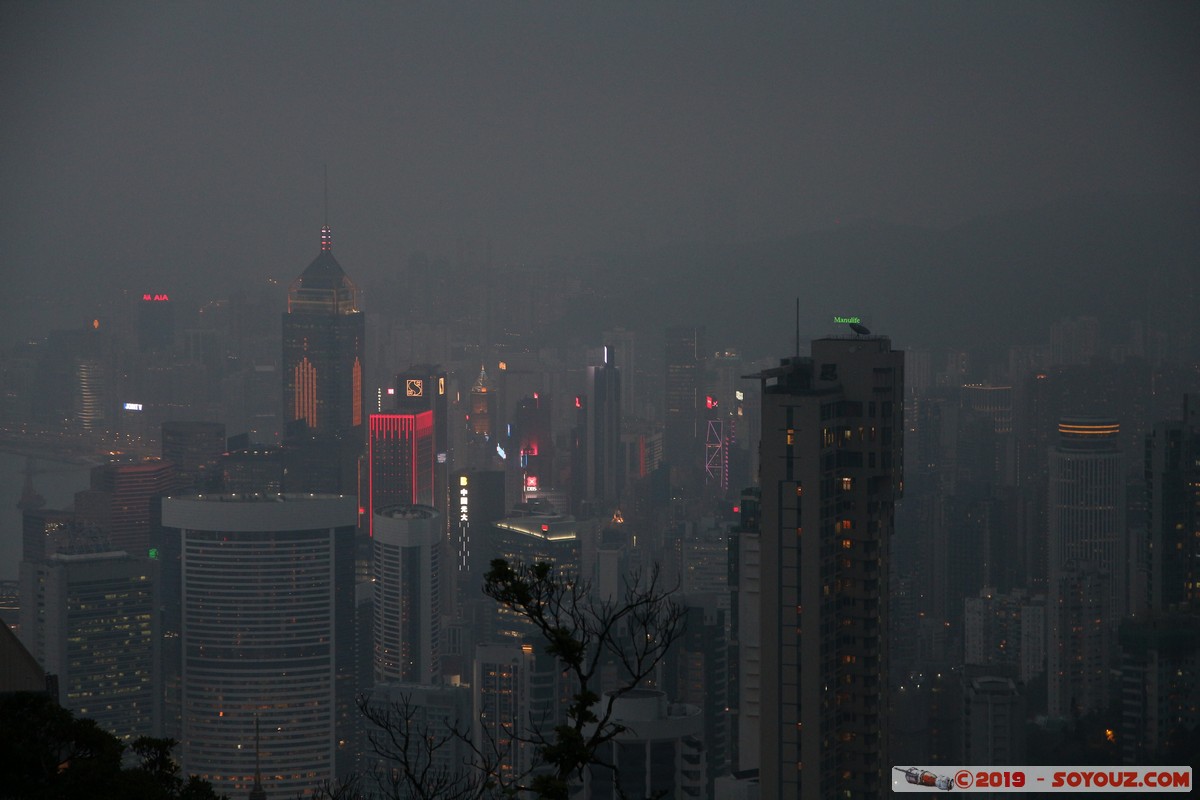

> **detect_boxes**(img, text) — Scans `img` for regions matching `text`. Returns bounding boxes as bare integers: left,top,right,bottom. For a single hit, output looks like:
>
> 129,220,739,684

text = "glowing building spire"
320,225,333,252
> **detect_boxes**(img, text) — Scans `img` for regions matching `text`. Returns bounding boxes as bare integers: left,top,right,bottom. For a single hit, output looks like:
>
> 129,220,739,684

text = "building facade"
752,335,903,799
162,493,356,799
281,225,365,440
373,505,441,685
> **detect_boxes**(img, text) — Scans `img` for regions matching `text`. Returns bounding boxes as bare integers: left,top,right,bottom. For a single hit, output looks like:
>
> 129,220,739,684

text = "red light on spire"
320,225,333,251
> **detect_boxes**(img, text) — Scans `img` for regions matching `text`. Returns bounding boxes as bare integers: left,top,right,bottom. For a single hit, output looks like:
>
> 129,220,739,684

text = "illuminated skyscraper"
469,364,492,438
281,226,365,440
750,335,903,799
369,412,435,529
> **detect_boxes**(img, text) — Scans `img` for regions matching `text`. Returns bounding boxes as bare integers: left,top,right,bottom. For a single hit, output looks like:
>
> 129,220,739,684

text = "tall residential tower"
750,335,903,799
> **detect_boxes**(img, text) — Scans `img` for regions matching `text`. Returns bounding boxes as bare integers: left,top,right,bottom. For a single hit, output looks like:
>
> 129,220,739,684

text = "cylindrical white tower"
162,493,356,799
373,504,441,685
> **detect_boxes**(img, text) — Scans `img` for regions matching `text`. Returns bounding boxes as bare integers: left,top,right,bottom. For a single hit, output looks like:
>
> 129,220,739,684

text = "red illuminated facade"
369,412,435,535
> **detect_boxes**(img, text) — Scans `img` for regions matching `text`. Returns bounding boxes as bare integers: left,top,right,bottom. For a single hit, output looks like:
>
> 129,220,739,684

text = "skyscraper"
161,420,226,492
1145,394,1200,612
369,411,436,528
372,504,441,685
75,457,179,556
664,326,704,475
162,493,356,799
1046,417,1126,719
750,335,903,799
583,345,623,509
282,225,365,440
19,550,158,741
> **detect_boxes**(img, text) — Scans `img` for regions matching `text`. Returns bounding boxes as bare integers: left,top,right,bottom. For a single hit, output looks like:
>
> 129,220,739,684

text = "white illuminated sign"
123,402,143,411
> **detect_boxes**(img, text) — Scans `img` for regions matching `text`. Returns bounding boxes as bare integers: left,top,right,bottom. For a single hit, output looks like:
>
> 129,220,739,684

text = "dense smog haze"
1,4,1198,799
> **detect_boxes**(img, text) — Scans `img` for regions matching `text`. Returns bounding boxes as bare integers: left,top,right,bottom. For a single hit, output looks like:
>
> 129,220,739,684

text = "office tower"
219,443,283,494
395,364,450,514
584,690,705,800
487,512,591,641
369,411,436,529
162,493,356,799
137,291,175,354
513,394,554,495
281,225,366,440
373,505,441,685
962,674,1025,766
583,346,623,508
19,551,158,741
1145,394,1200,612
450,468,506,604
664,325,704,474
750,335,903,799
469,365,493,437
75,358,105,430
161,420,226,492
1046,418,1126,719
75,457,178,556
603,327,638,418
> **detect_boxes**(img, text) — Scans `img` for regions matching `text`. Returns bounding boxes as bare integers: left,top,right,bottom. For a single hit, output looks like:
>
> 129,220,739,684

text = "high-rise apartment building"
750,335,903,799
372,504,441,685
281,226,365,440
162,493,356,799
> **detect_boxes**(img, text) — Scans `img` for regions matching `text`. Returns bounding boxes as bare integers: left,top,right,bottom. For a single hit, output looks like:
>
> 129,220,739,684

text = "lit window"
786,428,795,445
841,477,853,491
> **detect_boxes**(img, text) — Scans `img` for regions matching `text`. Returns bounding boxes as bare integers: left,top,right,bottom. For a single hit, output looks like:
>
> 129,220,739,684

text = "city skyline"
2,4,1199,798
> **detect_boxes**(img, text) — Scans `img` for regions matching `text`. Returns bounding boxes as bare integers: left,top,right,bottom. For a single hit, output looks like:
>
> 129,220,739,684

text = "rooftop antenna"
320,166,333,252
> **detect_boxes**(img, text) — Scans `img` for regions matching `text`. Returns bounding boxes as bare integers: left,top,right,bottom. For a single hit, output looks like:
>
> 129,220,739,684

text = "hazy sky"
2,2,1197,336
